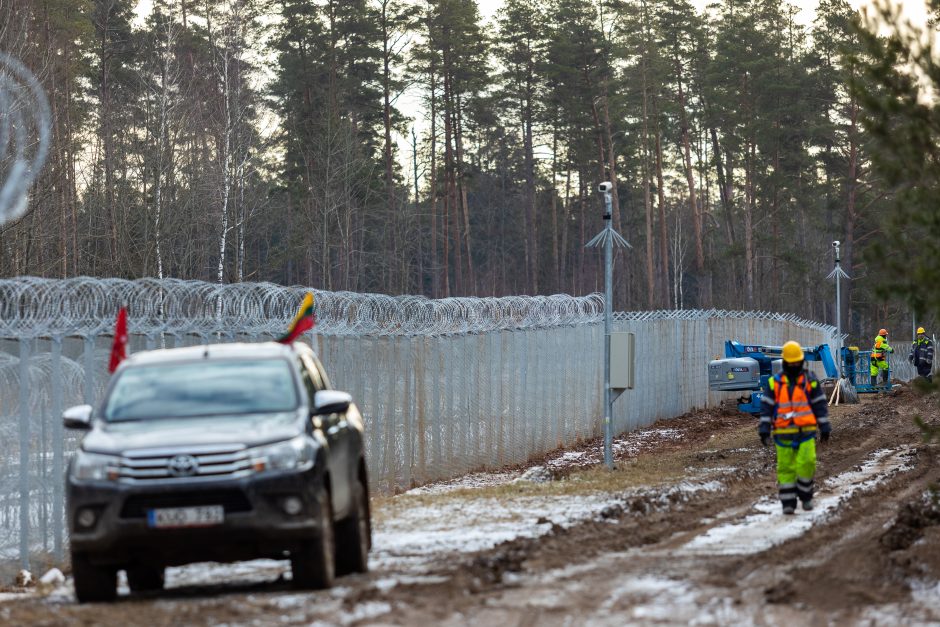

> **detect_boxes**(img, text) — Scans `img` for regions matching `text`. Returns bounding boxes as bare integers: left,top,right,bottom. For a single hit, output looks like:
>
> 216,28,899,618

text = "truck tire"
72,552,117,603
335,477,370,576
291,487,335,589
126,565,165,592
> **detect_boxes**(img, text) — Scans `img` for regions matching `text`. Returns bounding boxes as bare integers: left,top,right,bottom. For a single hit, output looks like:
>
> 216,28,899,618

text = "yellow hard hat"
781,341,804,364
917,327,926,334
879,328,888,336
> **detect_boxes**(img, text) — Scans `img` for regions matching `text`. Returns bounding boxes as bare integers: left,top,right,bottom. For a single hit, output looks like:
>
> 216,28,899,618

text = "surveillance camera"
832,240,840,247
598,182,612,193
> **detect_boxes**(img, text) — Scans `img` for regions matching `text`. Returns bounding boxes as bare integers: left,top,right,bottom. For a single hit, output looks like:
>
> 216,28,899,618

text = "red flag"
108,307,128,373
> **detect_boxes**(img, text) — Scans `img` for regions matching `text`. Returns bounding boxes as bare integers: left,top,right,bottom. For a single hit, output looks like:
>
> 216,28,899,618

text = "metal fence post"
82,335,95,406
18,337,31,571
51,336,64,561
401,335,413,490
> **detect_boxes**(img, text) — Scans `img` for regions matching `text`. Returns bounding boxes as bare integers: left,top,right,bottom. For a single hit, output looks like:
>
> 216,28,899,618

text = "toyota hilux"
64,341,371,602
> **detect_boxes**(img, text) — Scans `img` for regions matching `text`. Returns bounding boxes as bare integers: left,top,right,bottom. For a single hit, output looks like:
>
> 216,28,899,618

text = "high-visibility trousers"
870,358,888,377
775,437,816,507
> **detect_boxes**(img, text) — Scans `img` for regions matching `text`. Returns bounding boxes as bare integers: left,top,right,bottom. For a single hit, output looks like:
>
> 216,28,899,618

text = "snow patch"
513,466,552,484
375,480,725,573
404,471,519,495
373,493,623,571
0,591,33,603
682,447,914,556
547,451,588,467
38,568,64,586
164,559,289,589
338,600,392,625
911,579,940,605
373,577,398,592
269,593,313,609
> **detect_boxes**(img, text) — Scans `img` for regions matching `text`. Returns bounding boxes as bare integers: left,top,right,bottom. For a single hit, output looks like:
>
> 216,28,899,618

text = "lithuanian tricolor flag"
277,292,316,344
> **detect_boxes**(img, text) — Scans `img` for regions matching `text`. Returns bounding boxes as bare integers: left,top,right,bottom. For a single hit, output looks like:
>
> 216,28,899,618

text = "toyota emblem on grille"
167,455,199,477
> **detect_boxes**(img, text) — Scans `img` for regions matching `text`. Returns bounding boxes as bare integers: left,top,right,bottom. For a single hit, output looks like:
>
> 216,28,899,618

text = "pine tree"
495,0,547,294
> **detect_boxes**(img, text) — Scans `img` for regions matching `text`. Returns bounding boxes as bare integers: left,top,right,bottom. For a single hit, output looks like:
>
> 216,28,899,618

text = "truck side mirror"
63,404,93,430
312,390,351,416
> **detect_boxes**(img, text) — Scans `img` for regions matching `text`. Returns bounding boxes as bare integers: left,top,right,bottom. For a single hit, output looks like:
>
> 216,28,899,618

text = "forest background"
0,0,933,345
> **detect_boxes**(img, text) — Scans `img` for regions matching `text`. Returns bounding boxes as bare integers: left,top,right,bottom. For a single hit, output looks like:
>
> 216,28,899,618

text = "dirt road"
2,388,939,626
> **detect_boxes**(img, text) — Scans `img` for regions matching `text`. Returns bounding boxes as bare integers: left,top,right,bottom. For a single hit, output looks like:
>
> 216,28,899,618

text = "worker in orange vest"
759,341,832,515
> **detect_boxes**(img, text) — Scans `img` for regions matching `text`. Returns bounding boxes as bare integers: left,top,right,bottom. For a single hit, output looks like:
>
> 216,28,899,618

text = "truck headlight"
71,451,120,481
250,436,316,473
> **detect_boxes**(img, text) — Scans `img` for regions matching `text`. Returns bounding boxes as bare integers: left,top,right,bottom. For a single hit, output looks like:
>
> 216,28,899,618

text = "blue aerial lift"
708,341,839,414
840,346,893,393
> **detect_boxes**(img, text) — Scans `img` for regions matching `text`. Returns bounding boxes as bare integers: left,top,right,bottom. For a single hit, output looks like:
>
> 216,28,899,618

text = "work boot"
802,499,814,511
782,504,796,515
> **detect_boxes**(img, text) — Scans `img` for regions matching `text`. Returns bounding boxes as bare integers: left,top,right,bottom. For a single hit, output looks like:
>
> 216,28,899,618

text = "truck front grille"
118,444,252,482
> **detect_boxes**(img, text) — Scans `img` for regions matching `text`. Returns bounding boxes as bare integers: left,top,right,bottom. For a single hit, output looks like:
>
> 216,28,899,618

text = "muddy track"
2,390,938,626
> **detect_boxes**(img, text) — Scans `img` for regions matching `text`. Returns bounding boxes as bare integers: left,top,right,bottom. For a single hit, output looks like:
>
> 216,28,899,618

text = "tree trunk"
454,96,474,294
845,88,859,333
642,67,655,309
744,139,755,308
381,1,397,291
675,54,705,306
653,109,670,308
429,48,439,298
523,80,538,294
550,123,560,291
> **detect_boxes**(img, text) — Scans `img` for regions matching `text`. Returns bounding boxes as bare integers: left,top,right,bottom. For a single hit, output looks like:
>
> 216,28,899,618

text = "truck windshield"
104,359,299,421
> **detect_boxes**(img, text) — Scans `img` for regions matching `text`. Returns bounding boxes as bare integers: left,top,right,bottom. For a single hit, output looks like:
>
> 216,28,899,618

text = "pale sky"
476,0,929,28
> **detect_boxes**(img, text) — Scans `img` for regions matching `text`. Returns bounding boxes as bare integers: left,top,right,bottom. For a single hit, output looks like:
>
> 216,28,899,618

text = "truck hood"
81,411,303,455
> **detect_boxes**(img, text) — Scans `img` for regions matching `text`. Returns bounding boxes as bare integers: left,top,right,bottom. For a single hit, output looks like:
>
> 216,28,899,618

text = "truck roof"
122,341,308,367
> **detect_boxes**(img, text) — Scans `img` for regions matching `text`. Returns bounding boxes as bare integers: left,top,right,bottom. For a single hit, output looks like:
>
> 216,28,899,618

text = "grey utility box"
708,357,760,391
610,332,636,390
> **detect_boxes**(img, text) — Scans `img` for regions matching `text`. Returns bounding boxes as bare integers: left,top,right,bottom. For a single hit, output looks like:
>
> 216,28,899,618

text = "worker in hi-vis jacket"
870,328,893,386
759,341,832,515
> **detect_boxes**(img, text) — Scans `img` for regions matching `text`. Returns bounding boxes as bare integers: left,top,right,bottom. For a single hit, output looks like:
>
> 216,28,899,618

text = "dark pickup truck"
64,341,371,602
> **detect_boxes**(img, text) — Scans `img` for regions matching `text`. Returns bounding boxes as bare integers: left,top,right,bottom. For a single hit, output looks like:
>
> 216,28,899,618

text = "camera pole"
586,182,630,469
826,241,849,379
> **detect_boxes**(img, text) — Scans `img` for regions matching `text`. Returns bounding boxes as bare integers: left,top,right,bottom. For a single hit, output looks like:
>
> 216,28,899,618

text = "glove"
820,431,830,444
760,434,771,447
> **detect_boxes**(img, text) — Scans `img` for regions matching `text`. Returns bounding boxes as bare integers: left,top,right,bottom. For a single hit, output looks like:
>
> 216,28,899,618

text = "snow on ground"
373,480,725,574
545,428,685,471
856,579,940,625
0,591,33,603
591,573,743,626
403,426,691,497
372,493,621,572
506,550,748,626
404,470,521,495
165,559,289,589
682,447,915,556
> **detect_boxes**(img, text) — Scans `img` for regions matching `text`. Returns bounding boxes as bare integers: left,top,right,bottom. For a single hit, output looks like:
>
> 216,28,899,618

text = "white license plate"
147,505,224,529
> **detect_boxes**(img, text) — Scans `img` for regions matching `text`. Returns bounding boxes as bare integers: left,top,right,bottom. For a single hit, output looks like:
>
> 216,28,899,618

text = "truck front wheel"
72,552,117,603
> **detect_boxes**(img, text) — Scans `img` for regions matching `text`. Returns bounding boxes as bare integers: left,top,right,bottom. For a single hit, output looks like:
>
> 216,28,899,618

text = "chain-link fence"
0,277,848,570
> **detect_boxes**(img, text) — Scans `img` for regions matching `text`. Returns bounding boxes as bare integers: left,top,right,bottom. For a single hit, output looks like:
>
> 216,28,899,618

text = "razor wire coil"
0,277,605,339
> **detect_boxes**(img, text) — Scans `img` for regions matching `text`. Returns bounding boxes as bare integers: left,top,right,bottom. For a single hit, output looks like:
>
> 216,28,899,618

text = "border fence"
3,276,914,571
